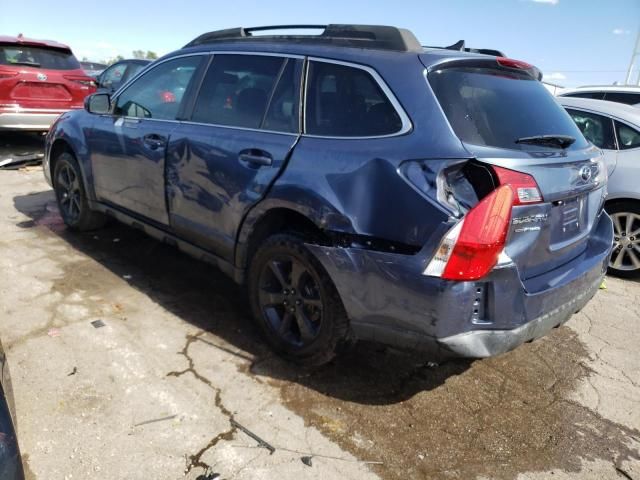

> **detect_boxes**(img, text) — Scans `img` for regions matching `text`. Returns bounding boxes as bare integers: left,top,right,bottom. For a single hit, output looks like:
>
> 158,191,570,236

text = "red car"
0,34,96,131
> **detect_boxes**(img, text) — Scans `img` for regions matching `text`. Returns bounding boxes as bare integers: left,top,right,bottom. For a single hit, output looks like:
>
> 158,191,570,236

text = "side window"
192,54,286,129
566,109,616,150
563,92,605,100
604,92,640,105
615,121,640,150
100,63,127,88
114,56,202,120
123,63,146,82
263,60,299,133
305,61,402,137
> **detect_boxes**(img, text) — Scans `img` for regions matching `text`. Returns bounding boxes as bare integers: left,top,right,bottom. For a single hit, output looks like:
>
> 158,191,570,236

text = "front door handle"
143,133,166,150
239,149,273,167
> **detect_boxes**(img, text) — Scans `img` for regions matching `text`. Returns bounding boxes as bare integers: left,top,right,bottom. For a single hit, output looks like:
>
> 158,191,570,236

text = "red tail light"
441,186,513,280
492,166,543,206
63,75,97,88
425,164,543,281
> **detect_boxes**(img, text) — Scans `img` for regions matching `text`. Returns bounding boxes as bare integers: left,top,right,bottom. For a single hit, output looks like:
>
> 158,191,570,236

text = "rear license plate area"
551,195,588,242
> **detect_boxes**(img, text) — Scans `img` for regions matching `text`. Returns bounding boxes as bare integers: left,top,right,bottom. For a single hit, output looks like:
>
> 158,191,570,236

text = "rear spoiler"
424,40,506,58
423,56,543,81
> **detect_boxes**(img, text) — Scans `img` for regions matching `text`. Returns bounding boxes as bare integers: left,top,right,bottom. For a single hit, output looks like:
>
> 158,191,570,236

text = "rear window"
565,108,616,150
429,67,588,150
615,121,640,150
603,92,640,105
562,92,605,100
0,44,80,70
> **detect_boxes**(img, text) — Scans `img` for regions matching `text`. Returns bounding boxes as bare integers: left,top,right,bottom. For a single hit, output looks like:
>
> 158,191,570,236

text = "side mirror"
85,93,111,114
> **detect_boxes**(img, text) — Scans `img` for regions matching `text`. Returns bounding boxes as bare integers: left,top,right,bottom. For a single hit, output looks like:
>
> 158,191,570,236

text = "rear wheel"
606,201,640,278
248,234,350,366
53,152,106,231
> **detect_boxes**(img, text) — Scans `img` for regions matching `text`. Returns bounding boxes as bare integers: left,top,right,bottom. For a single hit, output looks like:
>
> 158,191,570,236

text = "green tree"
107,55,125,66
132,49,146,59
145,51,158,60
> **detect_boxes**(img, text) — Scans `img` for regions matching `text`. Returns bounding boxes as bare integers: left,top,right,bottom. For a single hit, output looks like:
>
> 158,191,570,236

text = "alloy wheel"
611,212,640,272
258,256,323,348
56,163,82,223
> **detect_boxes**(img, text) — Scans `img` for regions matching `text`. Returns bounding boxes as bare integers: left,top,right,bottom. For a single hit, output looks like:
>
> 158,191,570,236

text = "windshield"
429,67,588,150
0,44,81,70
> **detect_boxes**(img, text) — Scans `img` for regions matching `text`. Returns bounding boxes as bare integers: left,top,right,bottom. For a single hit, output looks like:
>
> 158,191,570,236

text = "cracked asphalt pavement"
0,163,639,479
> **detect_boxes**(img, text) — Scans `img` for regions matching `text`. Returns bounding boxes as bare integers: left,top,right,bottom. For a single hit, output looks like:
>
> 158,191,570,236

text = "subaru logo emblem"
579,165,593,182
37,73,47,81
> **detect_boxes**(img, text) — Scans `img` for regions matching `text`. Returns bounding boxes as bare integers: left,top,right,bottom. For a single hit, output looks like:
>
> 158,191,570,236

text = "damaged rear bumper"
437,273,601,357
305,213,612,358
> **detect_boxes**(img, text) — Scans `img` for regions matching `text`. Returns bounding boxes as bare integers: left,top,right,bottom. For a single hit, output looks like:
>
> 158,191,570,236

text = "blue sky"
1,0,639,87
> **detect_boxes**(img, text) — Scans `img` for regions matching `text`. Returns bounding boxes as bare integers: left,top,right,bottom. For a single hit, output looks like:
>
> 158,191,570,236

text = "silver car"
558,85,640,107
559,97,640,278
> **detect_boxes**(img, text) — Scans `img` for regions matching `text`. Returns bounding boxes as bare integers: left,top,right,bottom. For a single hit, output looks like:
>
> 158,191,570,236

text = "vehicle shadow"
13,190,471,406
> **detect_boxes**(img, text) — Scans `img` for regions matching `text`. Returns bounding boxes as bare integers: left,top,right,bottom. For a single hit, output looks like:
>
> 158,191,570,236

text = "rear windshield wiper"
515,135,576,149
8,61,41,68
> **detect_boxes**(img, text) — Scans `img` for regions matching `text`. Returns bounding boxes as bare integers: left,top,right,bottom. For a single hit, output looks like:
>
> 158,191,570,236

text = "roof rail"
184,24,423,52
425,40,506,57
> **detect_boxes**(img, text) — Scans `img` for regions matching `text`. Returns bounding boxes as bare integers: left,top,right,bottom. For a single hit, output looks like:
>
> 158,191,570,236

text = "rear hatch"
424,56,607,281
0,42,95,109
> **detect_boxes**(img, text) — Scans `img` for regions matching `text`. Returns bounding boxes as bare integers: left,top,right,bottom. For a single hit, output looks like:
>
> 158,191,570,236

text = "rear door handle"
143,133,166,150
238,150,273,167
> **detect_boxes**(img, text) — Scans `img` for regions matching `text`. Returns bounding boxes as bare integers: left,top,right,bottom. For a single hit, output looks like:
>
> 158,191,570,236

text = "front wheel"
248,234,351,366
606,201,640,278
53,152,106,231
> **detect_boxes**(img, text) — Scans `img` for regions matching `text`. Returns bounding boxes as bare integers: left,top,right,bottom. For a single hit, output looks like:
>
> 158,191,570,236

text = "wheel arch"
236,206,332,271
605,196,640,209
49,139,95,202
49,139,74,178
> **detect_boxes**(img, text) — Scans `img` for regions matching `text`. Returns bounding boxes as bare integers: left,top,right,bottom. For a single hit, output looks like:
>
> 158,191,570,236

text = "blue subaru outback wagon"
43,25,613,365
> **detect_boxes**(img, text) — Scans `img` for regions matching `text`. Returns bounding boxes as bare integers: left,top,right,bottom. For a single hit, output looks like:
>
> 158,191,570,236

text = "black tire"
52,152,106,231
606,201,640,279
248,234,351,366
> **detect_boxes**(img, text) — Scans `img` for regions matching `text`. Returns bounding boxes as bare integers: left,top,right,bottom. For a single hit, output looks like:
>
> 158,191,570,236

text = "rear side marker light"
424,221,463,277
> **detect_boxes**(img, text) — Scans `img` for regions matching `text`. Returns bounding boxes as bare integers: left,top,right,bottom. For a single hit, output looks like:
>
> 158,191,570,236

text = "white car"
558,85,640,107
558,97,640,278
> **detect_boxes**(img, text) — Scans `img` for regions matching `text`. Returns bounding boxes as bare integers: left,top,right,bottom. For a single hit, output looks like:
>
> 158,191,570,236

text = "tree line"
82,50,159,66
